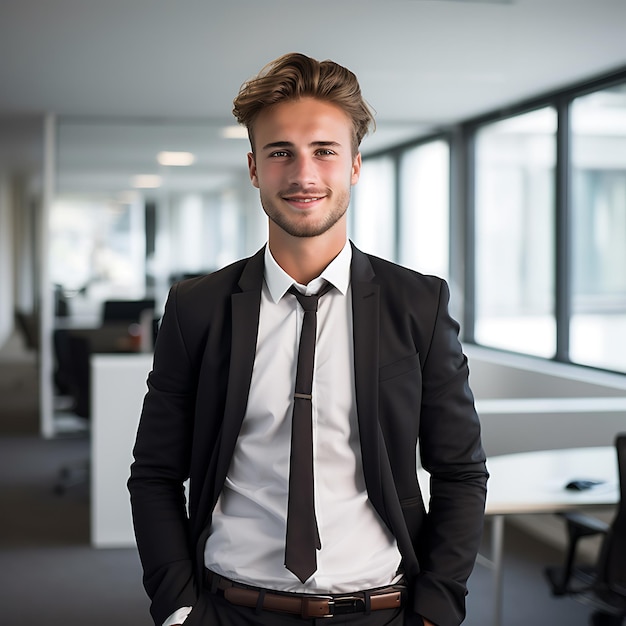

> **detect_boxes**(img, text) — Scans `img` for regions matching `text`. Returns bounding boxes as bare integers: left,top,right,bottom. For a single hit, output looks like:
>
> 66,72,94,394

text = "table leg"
491,515,504,626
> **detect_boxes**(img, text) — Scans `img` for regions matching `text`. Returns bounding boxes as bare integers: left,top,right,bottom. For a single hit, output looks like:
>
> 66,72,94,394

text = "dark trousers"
184,589,408,626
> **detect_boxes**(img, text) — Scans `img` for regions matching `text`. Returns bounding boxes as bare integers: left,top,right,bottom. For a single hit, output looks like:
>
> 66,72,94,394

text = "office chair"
544,433,626,626
53,331,91,494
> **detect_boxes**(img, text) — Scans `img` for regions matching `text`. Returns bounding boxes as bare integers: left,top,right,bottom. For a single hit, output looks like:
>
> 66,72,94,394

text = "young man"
129,53,488,626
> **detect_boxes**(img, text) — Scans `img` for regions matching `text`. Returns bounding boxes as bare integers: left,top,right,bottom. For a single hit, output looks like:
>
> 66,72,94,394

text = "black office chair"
544,433,626,626
53,331,91,494
53,328,91,416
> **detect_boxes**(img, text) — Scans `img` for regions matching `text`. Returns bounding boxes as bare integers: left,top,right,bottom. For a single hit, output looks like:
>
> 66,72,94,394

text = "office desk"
418,446,618,626
472,447,617,626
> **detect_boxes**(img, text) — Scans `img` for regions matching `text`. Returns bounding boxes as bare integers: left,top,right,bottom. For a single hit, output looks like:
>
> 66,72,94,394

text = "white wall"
466,344,626,457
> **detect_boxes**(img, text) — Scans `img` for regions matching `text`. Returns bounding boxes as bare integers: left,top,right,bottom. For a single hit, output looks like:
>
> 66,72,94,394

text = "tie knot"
288,282,333,312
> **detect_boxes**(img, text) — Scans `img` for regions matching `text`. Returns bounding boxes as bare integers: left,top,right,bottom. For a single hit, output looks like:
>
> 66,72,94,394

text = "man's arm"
128,284,199,626
414,280,488,626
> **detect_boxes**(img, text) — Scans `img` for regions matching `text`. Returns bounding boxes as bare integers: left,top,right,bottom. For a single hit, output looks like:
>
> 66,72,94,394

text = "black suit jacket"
128,243,488,626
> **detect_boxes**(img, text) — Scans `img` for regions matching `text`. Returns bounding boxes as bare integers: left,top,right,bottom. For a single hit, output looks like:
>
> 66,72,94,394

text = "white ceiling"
1,0,626,193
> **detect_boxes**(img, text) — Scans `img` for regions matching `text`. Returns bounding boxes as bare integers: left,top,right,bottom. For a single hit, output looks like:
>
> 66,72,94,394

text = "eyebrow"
260,140,342,152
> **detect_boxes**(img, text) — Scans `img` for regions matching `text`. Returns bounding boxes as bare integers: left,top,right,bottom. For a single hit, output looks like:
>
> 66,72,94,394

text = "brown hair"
232,52,375,155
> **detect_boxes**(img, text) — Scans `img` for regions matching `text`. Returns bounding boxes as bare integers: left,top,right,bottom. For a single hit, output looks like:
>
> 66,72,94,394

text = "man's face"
248,97,361,239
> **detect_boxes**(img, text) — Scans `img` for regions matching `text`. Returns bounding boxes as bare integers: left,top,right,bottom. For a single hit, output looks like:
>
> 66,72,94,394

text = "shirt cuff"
163,606,192,626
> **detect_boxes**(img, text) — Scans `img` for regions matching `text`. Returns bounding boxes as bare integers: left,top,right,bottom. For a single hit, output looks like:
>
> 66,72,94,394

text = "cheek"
255,167,280,191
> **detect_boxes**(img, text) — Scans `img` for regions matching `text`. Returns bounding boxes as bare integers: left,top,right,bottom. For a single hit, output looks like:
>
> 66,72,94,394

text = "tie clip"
294,392,312,400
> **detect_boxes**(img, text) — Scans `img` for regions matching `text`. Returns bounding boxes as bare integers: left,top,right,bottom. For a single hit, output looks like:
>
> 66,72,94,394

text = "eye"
316,148,336,156
269,150,290,158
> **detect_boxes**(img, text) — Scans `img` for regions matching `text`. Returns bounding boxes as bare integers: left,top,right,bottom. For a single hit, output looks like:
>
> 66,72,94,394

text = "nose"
289,154,317,187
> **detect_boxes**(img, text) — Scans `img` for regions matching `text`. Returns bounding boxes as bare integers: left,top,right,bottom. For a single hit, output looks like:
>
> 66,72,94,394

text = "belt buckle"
324,595,365,617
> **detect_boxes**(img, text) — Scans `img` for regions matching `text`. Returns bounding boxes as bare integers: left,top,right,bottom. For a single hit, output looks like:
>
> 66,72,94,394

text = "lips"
282,193,327,207
286,197,321,203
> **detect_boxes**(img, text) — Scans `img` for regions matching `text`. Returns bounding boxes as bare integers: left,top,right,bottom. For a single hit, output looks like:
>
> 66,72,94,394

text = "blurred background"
1,1,626,624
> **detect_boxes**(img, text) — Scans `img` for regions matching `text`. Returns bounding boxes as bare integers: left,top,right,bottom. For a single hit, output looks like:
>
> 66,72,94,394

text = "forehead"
253,98,353,147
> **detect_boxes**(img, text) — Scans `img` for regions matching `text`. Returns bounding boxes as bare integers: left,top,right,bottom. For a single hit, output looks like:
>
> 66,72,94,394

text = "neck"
268,224,346,285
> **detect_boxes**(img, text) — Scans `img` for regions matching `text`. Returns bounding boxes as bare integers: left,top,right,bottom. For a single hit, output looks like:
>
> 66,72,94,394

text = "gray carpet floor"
0,331,601,625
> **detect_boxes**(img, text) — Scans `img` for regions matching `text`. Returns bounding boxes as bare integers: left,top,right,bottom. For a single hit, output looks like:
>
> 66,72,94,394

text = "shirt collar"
264,240,352,303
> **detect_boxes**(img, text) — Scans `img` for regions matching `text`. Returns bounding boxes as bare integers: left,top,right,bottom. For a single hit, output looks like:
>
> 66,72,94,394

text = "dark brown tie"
285,282,333,583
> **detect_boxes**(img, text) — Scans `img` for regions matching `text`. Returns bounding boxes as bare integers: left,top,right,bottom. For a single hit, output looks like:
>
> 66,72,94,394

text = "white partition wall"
90,353,152,547
466,345,626,457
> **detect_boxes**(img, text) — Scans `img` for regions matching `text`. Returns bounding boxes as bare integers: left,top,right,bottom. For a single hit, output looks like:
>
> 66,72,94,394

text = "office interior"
1,1,626,624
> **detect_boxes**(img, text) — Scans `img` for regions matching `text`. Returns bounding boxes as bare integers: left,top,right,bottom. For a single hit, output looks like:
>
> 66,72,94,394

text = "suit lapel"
350,245,386,521
213,247,265,496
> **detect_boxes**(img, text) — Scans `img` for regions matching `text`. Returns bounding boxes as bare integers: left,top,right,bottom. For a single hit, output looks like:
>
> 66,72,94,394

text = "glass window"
165,189,242,277
474,108,557,357
50,194,147,323
350,155,396,260
570,83,626,373
399,140,449,279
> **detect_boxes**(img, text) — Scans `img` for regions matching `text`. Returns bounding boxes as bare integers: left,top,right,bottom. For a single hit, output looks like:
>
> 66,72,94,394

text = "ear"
248,152,259,189
351,152,362,186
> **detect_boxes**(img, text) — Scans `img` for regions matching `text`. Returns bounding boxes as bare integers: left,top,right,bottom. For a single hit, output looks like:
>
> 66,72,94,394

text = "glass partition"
51,118,254,325
48,117,256,432
50,195,146,324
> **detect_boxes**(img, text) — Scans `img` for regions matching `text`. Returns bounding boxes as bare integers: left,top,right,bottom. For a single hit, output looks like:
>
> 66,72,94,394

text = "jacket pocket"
399,495,426,547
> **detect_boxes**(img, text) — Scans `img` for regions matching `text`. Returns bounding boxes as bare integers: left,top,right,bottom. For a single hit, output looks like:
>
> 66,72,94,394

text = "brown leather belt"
205,570,405,619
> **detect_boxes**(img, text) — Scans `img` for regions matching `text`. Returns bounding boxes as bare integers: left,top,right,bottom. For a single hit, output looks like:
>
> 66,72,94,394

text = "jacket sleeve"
413,280,488,626
127,283,199,626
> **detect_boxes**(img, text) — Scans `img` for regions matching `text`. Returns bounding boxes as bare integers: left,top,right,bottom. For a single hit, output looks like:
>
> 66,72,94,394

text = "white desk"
419,446,618,626
483,447,618,626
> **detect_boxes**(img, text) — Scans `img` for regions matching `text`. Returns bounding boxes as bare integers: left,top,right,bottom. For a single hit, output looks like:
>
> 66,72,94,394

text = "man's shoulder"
359,249,444,287
174,249,263,298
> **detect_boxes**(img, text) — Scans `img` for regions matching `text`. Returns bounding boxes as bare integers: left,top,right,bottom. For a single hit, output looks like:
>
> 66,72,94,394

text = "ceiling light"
132,175,162,189
222,125,249,139
116,190,141,204
157,151,196,166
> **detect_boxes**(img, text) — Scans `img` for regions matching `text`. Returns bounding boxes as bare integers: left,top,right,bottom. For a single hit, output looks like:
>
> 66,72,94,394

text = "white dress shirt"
165,241,401,625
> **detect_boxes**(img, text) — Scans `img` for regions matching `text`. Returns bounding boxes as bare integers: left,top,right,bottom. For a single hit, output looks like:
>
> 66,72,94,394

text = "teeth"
294,197,319,203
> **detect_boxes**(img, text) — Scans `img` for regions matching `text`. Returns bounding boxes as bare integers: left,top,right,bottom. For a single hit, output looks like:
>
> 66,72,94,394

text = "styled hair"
232,52,375,155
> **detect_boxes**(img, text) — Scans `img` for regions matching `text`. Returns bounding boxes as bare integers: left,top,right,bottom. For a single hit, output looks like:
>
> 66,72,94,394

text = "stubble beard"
260,188,351,238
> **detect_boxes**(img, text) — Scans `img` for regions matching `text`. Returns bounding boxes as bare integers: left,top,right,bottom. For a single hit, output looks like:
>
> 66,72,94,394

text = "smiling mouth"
283,195,326,205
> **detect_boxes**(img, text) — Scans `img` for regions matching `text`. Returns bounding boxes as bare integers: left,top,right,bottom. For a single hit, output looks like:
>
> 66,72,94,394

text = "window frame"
460,66,626,373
